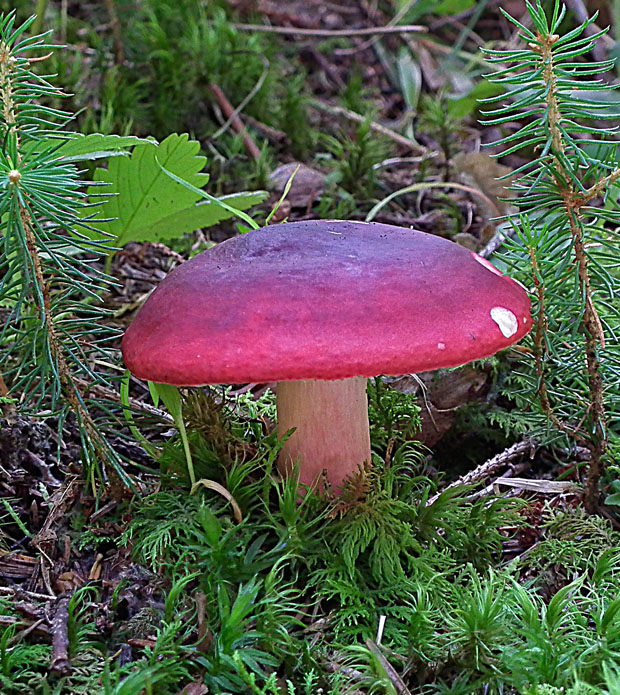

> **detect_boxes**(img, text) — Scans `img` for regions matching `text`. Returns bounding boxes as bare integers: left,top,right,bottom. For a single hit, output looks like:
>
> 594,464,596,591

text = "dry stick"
103,0,125,65
231,23,426,38
311,100,430,154
9,618,48,644
210,51,270,142
469,461,532,501
336,0,417,56
50,597,71,676
479,227,517,259
426,439,535,506
243,114,290,145
0,585,56,601
208,83,261,161
365,639,412,695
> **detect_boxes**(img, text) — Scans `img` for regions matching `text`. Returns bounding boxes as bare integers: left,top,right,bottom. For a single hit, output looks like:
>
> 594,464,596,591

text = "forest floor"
2,1,620,694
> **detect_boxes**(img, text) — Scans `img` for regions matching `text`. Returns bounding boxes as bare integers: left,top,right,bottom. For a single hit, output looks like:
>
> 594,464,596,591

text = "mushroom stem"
276,377,371,491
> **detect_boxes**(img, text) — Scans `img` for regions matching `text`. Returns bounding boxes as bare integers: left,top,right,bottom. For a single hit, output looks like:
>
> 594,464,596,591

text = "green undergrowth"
9,0,480,215
3,1,620,692
6,385,617,694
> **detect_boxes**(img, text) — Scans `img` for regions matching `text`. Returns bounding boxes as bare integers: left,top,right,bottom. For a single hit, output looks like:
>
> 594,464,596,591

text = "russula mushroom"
122,220,532,492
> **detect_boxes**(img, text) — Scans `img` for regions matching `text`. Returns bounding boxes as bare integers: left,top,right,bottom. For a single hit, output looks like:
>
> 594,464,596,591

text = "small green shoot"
149,382,196,487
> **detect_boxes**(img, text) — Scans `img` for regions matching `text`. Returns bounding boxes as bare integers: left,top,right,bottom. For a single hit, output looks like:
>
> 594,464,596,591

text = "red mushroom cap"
122,220,532,385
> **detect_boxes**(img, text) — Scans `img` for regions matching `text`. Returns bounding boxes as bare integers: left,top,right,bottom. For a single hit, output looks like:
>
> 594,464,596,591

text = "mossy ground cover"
3,387,620,694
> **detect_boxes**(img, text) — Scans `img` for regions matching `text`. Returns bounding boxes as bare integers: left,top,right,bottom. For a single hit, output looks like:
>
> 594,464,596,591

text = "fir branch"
18,199,124,488
0,12,132,489
536,23,608,508
528,247,588,446
483,0,618,510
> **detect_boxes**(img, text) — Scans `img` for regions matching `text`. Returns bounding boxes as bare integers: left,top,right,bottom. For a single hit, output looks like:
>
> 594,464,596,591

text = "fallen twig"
479,226,517,259
336,0,418,56
426,439,535,506
365,639,412,695
50,597,71,676
311,100,431,154
0,586,56,601
243,115,290,145
209,83,261,161
88,500,119,523
231,23,426,38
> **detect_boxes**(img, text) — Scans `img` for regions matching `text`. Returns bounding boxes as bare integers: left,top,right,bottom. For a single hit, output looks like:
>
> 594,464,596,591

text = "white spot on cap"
472,253,503,276
490,307,518,338
437,342,446,350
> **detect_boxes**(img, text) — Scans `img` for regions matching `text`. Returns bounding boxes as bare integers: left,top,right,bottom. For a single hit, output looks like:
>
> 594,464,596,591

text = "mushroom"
122,220,532,492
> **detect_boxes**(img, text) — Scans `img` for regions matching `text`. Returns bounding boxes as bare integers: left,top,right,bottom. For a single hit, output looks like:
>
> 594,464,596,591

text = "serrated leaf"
82,133,263,246
147,191,267,242
155,157,260,232
28,133,154,162
83,133,207,246
83,133,208,246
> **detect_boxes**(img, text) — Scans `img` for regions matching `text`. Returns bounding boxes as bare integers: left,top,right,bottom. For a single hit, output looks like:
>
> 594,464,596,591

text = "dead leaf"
177,683,209,695
269,162,325,208
88,553,104,580
453,152,516,242
54,570,84,594
191,479,243,523
391,367,489,447
494,478,580,494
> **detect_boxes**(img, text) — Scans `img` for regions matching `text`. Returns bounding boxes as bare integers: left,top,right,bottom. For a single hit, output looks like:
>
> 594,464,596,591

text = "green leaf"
155,157,261,232
147,191,266,242
450,80,505,119
198,507,223,547
396,48,421,111
84,133,207,246
148,381,161,408
434,0,475,16
149,382,183,424
82,133,263,246
28,133,154,162
604,492,620,507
